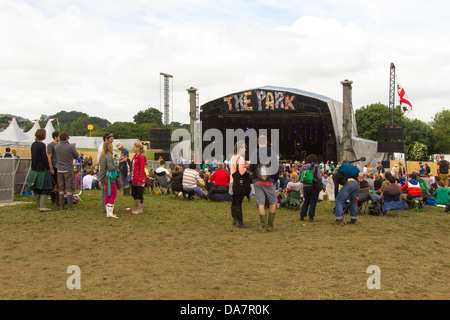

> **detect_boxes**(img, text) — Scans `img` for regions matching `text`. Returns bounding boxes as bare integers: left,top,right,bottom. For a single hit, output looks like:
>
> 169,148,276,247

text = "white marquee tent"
25,121,41,139
0,118,33,147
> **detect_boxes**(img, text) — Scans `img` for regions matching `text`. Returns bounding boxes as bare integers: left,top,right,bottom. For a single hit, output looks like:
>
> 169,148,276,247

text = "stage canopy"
200,85,383,165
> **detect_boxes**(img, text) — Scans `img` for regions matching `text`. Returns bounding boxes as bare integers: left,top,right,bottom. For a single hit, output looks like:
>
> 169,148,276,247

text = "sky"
0,0,449,126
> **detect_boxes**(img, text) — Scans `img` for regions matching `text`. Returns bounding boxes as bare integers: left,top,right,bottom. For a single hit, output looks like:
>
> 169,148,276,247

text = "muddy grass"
0,190,449,300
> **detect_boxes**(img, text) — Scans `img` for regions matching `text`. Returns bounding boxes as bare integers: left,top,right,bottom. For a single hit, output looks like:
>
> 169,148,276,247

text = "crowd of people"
27,127,450,227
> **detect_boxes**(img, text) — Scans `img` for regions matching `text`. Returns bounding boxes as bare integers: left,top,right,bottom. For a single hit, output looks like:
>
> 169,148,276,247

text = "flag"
397,80,413,113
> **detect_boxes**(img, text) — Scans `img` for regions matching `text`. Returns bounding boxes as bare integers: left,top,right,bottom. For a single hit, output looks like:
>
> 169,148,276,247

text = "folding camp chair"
171,174,184,199
382,193,407,217
357,187,371,216
281,190,301,211
154,171,171,195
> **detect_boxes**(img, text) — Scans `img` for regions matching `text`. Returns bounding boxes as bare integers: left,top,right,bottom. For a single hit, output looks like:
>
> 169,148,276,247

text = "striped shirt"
182,168,200,188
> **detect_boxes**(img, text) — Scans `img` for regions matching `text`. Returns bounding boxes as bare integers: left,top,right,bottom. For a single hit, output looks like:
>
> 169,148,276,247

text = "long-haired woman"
29,128,54,212
98,142,119,218
229,140,249,228
130,142,147,214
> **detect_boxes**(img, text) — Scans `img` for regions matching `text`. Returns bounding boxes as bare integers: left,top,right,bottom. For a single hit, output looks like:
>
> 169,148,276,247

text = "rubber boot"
267,212,276,231
134,201,144,214
59,194,65,210
123,187,130,197
331,219,346,226
132,199,140,214
33,192,41,210
230,205,237,226
235,207,249,228
106,203,118,219
67,195,77,210
39,194,51,212
50,192,57,207
259,214,267,232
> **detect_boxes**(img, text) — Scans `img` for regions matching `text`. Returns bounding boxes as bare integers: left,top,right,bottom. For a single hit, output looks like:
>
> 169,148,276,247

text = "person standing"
249,135,280,232
28,129,54,212
299,154,322,222
55,132,79,210
229,140,249,228
98,142,119,218
437,154,449,187
46,131,61,207
377,162,385,175
97,133,115,212
129,142,147,214
332,163,360,225
116,142,131,196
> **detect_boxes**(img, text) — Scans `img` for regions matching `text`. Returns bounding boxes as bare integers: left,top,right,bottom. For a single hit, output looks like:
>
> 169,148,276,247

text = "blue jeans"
335,182,359,220
300,186,318,218
183,186,204,197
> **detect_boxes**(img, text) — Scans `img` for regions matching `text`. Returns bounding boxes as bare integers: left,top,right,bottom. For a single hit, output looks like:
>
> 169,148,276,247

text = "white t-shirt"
155,167,170,175
83,175,97,190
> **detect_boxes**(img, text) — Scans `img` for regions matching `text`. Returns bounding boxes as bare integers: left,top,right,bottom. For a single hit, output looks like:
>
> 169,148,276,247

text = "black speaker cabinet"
377,141,404,153
377,125,404,140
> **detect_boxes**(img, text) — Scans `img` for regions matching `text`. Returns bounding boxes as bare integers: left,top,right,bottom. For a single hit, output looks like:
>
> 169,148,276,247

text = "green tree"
401,117,435,159
105,122,141,139
355,103,436,159
430,109,450,154
408,142,428,161
355,103,403,140
49,110,111,135
133,108,163,125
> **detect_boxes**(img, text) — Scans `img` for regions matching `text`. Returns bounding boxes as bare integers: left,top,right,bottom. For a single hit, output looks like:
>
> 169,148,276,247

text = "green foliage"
47,110,111,136
408,142,428,161
430,109,450,154
401,117,435,158
355,103,403,140
355,103,436,159
133,107,163,125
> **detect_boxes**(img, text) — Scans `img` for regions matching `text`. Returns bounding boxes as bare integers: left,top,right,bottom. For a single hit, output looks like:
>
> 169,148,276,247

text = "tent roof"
0,118,33,146
42,120,55,145
25,121,41,138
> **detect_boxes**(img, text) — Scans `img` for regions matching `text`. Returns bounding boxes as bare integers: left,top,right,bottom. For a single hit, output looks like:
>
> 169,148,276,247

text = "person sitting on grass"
433,182,450,205
182,163,208,200
400,172,423,207
82,169,101,190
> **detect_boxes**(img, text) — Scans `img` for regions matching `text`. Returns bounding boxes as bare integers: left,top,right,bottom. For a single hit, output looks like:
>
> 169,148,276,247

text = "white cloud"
0,0,448,127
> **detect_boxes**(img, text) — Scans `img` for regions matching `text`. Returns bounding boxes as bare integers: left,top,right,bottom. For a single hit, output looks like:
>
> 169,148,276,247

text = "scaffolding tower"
160,72,173,126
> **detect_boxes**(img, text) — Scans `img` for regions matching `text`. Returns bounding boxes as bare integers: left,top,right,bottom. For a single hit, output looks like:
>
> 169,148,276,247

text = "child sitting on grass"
433,182,450,205
286,172,303,201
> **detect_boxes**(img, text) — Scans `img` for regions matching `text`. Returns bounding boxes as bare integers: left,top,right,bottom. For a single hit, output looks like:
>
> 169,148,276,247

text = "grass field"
1,190,449,300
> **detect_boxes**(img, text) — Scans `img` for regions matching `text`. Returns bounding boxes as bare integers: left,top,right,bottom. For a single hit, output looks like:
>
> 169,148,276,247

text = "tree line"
355,103,449,160
1,108,189,141
2,104,448,160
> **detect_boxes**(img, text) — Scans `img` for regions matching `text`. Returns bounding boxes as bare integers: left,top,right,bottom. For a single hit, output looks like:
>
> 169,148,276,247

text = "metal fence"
0,158,32,202
0,159,173,202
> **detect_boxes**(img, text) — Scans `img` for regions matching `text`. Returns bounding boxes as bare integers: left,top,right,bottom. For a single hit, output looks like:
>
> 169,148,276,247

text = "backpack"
300,167,314,184
439,160,449,174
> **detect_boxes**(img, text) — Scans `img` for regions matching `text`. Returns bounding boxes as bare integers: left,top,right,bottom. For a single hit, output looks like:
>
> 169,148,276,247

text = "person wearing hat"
116,142,130,196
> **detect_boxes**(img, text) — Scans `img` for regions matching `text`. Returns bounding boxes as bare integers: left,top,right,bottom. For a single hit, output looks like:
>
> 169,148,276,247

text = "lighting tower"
160,72,173,126
388,63,396,124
